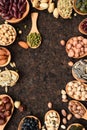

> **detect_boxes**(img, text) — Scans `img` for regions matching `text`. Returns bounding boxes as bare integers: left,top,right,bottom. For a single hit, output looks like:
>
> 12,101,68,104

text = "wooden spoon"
67,123,86,130
6,0,30,23
0,47,11,67
66,80,87,101
73,0,87,15
45,110,60,130
68,100,87,120
78,18,87,35
27,12,41,49
18,115,41,130
0,94,14,130
66,37,87,59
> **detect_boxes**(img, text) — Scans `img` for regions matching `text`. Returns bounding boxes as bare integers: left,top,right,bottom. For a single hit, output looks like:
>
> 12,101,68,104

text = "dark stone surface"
0,0,87,130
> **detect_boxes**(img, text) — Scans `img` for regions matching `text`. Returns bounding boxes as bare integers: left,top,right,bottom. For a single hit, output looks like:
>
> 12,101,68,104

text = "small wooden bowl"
0,24,16,46
18,116,41,130
67,123,85,130
73,0,87,15
0,47,11,67
6,0,30,23
78,18,87,35
31,0,51,10
66,36,87,59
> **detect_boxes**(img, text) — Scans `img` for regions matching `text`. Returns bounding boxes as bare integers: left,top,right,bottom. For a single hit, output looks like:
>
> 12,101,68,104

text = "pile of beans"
66,36,87,58
68,100,86,119
0,0,27,20
45,110,60,129
0,96,12,125
67,81,87,101
0,24,16,46
21,117,39,130
0,47,10,66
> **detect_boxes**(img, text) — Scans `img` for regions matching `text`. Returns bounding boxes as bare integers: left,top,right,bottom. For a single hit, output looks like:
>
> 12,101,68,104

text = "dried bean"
61,109,67,117
0,118,5,125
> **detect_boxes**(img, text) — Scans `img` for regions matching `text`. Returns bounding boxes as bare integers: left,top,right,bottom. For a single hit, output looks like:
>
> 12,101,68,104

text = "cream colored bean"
48,3,54,13
53,8,59,18
40,3,48,9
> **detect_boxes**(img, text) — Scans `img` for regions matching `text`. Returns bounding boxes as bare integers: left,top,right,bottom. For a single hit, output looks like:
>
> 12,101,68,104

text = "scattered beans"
0,96,12,125
53,8,59,18
67,113,72,120
48,2,55,13
61,125,66,129
68,61,74,67
0,24,16,46
61,109,67,117
14,101,21,109
48,102,52,109
62,118,67,124
0,0,27,20
18,105,24,112
66,36,87,58
60,40,66,46
68,100,86,119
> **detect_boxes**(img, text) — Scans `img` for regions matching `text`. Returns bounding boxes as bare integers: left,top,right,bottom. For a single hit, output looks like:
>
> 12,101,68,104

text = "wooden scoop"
78,18,87,35
27,12,41,49
18,115,41,130
67,123,86,130
0,94,14,130
68,100,87,120
66,80,87,101
6,0,30,23
73,0,87,15
45,110,60,130
66,37,87,59
72,69,87,83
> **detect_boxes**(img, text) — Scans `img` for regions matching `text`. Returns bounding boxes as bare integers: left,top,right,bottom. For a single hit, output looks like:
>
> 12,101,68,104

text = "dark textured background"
0,0,87,129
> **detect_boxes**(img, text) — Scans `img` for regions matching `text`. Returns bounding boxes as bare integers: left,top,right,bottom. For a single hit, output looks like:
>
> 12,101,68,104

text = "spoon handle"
82,110,87,120
31,12,39,33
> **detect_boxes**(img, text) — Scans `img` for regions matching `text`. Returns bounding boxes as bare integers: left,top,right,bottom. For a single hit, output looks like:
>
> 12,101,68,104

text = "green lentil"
69,125,84,130
27,32,41,47
76,0,87,13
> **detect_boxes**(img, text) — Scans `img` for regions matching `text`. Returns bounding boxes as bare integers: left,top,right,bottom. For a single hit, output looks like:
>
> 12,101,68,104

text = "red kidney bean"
0,112,5,119
13,11,18,18
18,13,22,18
0,1,4,6
19,1,26,12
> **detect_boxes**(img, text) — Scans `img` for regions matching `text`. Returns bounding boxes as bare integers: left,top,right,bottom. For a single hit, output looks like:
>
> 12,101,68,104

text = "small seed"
48,102,52,109
60,40,65,46
61,125,66,129
61,109,67,117
14,101,21,109
68,61,74,67
67,114,72,120
62,118,67,124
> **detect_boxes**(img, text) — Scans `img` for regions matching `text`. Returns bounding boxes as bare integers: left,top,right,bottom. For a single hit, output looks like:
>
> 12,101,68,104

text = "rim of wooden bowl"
67,123,86,130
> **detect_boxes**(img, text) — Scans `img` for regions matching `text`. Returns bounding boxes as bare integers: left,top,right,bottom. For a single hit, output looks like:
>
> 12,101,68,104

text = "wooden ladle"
0,94,14,130
27,12,41,49
45,110,60,130
66,80,87,101
68,100,87,120
18,116,41,130
67,123,86,130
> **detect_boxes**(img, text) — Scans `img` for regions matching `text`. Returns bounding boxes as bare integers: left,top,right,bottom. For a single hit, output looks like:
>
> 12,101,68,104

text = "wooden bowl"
73,0,87,15
67,123,85,130
31,0,51,10
18,116,41,130
0,47,11,67
6,0,30,23
66,36,87,59
78,18,87,35
0,94,14,130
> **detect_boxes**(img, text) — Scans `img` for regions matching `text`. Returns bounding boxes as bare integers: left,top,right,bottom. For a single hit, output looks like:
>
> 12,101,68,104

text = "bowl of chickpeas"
0,24,16,46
